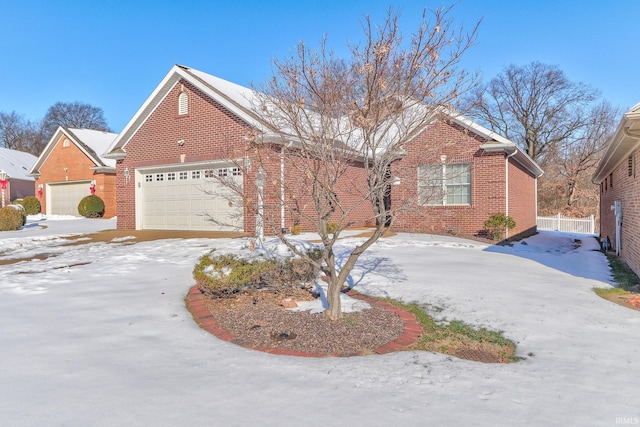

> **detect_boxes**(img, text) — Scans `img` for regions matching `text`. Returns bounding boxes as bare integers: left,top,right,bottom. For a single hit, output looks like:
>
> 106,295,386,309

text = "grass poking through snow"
385,300,519,363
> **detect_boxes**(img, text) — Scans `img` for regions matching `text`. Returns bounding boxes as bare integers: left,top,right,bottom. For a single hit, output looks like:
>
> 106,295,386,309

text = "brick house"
592,102,640,274
29,127,118,217
391,113,543,238
105,64,542,237
104,65,373,232
0,147,37,206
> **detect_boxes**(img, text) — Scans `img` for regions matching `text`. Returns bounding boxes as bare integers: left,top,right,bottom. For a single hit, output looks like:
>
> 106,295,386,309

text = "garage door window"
192,171,200,179
167,172,176,181
179,172,188,180
145,174,153,182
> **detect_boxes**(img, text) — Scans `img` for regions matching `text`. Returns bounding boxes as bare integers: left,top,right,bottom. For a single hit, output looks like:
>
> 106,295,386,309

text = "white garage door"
139,166,243,231
48,181,91,216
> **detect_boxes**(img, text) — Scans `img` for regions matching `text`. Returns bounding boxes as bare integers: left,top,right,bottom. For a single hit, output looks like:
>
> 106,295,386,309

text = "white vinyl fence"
536,214,595,234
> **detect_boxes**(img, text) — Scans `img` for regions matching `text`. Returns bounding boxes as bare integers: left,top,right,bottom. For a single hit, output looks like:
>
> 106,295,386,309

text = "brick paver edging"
185,285,422,357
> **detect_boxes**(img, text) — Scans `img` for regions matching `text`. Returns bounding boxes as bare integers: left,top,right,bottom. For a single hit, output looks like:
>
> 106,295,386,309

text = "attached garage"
136,164,243,231
47,181,91,216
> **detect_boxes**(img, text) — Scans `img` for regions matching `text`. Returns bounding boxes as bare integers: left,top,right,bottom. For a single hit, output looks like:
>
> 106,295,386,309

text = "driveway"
0,218,637,426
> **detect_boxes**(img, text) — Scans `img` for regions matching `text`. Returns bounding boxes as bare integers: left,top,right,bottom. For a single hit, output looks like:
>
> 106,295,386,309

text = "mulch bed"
186,286,422,357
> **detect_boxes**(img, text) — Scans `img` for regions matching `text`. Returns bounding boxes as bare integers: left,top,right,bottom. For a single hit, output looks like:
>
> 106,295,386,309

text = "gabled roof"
592,102,640,184
103,64,543,179
0,147,37,181
29,127,118,176
105,65,268,159
444,111,544,178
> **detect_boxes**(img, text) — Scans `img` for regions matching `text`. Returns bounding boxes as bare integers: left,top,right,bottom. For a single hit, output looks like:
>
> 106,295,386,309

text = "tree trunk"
325,275,343,320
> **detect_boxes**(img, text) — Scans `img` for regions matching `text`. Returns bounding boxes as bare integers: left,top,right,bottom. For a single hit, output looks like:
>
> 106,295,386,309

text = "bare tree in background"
466,61,618,215
0,101,111,156
41,101,111,141
0,111,26,150
248,6,479,320
0,111,44,155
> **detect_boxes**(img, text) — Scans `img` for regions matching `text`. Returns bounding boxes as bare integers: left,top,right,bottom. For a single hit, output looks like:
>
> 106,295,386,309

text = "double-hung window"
418,162,471,206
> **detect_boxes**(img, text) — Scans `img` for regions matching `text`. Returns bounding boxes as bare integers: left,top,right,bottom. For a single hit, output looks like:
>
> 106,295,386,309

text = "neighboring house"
0,147,37,206
391,113,543,238
592,102,640,275
29,127,118,217
105,64,542,237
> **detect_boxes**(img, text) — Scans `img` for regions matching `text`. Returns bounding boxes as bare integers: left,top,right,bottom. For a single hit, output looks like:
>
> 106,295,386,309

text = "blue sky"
1,0,637,132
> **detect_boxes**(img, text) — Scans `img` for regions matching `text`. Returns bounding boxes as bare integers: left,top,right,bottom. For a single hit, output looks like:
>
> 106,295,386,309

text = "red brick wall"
7,179,35,203
599,150,640,276
257,145,373,233
391,120,537,237
116,79,254,230
116,77,375,233
507,159,537,237
35,135,116,218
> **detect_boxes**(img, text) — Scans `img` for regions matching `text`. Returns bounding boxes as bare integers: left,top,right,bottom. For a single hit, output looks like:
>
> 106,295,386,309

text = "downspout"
280,146,285,234
505,148,517,239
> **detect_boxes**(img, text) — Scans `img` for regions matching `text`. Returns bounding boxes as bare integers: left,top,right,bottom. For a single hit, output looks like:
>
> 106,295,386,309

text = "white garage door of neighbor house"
139,166,244,231
48,181,91,216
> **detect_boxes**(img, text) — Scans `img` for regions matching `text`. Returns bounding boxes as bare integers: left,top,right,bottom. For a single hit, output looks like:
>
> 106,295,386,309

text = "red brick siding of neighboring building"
599,150,640,276
35,136,116,218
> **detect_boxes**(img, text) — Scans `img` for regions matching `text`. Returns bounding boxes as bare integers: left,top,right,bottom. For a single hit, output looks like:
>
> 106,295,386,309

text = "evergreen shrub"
78,195,105,218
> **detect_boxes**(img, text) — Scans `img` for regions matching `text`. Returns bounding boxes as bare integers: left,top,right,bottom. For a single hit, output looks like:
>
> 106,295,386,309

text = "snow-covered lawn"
1,217,638,426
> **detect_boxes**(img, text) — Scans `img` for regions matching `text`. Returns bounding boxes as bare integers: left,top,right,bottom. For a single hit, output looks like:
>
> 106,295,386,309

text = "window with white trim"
167,172,176,181
232,167,242,176
418,162,471,206
217,168,228,177
204,169,215,178
156,173,164,182
178,91,188,115
192,170,201,179
179,171,188,180
145,174,153,182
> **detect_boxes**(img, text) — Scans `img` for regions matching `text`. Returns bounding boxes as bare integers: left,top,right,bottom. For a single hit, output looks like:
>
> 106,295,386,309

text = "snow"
66,128,118,167
0,146,37,181
1,220,638,426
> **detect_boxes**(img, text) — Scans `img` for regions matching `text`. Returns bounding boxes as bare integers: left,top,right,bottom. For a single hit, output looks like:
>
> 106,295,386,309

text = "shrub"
290,225,302,235
17,196,41,215
0,205,26,231
78,195,105,218
194,249,319,298
326,222,337,234
484,213,516,241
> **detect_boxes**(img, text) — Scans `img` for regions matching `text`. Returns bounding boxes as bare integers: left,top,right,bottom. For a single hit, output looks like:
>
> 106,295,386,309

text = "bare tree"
0,111,45,155
466,61,618,215
0,111,26,150
246,6,479,320
41,101,111,141
467,61,599,163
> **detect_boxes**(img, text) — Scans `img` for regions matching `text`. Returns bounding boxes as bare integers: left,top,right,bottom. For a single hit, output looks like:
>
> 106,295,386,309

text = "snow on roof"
184,66,257,112
0,147,37,181
66,128,118,168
